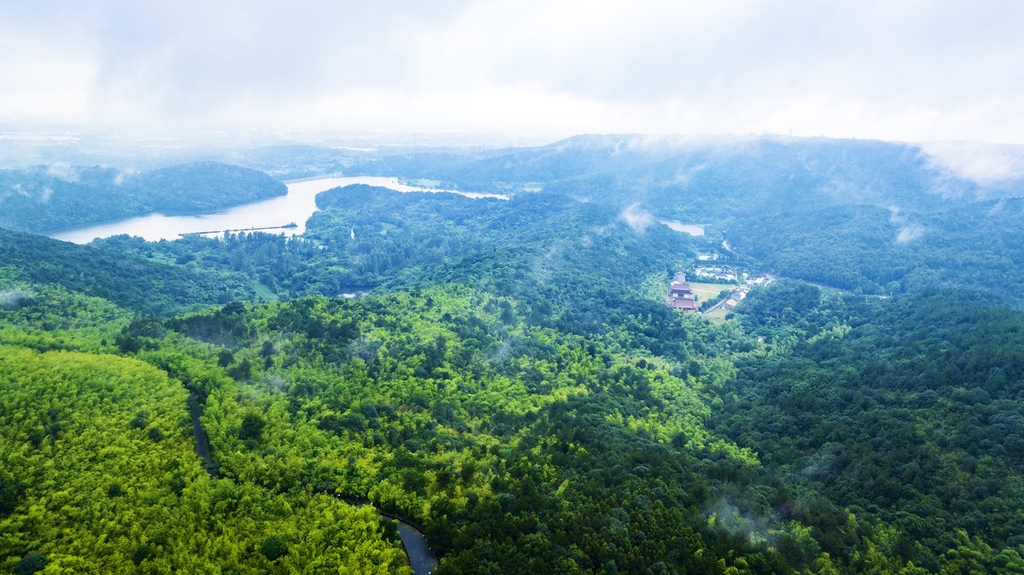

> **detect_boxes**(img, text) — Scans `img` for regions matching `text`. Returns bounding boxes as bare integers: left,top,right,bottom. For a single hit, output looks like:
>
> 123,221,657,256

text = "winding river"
51,176,507,244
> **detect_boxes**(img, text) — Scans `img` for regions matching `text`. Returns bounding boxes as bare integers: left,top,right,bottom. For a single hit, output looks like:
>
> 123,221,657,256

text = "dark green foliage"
381,519,401,544
13,553,46,575
167,301,256,348
717,288,1024,568
239,413,265,441
0,162,285,233
217,349,235,367
0,228,254,317
259,535,288,561
132,545,153,565
132,162,286,216
0,477,24,515
228,357,253,381
129,411,148,430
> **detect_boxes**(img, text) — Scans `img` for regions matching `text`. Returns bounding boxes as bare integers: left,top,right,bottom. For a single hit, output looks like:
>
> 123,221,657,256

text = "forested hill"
350,136,997,209
0,228,258,316
5,136,1024,573
345,136,1024,300
0,161,286,233
6,237,1024,572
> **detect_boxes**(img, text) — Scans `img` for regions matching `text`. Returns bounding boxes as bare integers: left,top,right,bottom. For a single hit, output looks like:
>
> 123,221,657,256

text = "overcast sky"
3,0,1023,144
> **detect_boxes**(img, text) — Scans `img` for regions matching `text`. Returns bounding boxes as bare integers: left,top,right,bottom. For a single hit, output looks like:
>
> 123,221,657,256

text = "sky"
2,0,1023,145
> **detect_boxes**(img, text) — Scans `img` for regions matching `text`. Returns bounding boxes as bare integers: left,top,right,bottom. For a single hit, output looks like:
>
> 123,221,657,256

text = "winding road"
188,399,437,573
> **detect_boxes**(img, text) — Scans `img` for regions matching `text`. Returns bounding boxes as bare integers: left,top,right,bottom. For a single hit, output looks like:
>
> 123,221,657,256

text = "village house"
693,265,738,282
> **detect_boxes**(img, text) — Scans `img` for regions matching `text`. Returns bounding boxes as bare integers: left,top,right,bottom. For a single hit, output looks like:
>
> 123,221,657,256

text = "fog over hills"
5,2,1024,573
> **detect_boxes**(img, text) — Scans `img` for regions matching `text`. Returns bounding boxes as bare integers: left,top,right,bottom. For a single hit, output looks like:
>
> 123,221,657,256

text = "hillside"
3,135,1024,573
0,228,259,316
0,162,286,234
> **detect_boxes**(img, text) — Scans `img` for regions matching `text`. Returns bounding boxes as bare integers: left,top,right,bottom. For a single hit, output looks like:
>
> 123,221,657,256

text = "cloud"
921,141,1024,183
2,1,1024,143
0,288,33,308
46,163,78,182
896,225,926,244
890,206,926,244
705,498,771,546
531,243,564,284
619,203,653,233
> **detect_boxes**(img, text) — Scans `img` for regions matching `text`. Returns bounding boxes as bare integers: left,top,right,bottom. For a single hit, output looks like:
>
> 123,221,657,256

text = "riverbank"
52,175,506,244
179,223,297,238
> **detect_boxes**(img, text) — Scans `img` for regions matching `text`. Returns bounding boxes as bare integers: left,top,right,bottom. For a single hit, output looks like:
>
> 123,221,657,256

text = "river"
50,176,508,244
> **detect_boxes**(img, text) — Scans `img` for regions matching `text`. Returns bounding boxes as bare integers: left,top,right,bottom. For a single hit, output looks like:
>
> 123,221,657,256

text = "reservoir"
51,176,508,244
658,219,705,236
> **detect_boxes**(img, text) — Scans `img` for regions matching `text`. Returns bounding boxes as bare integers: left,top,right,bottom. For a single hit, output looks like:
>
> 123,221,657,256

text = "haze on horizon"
2,0,1023,147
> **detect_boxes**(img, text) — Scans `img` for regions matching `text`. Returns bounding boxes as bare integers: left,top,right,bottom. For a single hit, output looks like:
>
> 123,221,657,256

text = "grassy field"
689,281,735,323
702,306,731,322
689,281,734,301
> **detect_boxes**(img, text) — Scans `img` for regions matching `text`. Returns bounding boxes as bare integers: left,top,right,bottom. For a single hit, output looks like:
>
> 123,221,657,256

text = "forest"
3,135,1024,573
0,162,286,234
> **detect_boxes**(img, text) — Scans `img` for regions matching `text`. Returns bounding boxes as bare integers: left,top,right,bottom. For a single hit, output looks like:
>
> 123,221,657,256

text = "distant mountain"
0,161,286,234
351,134,1024,210
340,135,1024,297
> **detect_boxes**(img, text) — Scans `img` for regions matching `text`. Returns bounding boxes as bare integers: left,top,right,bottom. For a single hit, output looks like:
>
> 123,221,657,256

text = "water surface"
52,176,507,244
658,219,705,236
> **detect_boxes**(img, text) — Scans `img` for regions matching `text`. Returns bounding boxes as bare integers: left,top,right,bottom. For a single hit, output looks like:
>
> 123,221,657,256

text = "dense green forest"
343,136,1024,299
0,162,286,233
0,228,259,316
3,135,1024,573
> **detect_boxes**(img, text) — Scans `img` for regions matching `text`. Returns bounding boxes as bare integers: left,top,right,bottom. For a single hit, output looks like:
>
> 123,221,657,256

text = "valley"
3,135,1024,574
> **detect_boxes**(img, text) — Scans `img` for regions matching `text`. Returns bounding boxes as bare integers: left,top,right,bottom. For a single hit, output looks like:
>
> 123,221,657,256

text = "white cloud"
1,1,1023,144
619,203,653,233
0,288,33,308
896,225,926,244
920,141,1024,183
46,163,78,182
890,206,926,244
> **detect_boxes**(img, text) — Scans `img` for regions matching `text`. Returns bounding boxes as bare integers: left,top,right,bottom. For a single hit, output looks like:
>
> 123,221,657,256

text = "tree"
260,535,288,561
240,413,266,441
14,554,47,575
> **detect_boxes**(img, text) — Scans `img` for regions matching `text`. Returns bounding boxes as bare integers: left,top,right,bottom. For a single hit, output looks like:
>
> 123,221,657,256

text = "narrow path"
187,400,436,572
339,497,438,574
187,396,216,476
395,522,438,575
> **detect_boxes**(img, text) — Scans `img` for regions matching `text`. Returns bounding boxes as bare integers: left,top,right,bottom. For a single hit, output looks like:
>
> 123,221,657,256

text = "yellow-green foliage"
0,346,409,574
0,346,199,571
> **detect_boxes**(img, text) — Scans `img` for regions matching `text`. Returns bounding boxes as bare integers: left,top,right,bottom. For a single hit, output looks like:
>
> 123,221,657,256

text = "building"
668,297,698,311
693,265,737,282
666,273,698,312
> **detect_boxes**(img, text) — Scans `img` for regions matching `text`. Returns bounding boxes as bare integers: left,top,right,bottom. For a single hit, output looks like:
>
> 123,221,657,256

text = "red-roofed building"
666,273,698,312
670,282,694,299
668,297,698,311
